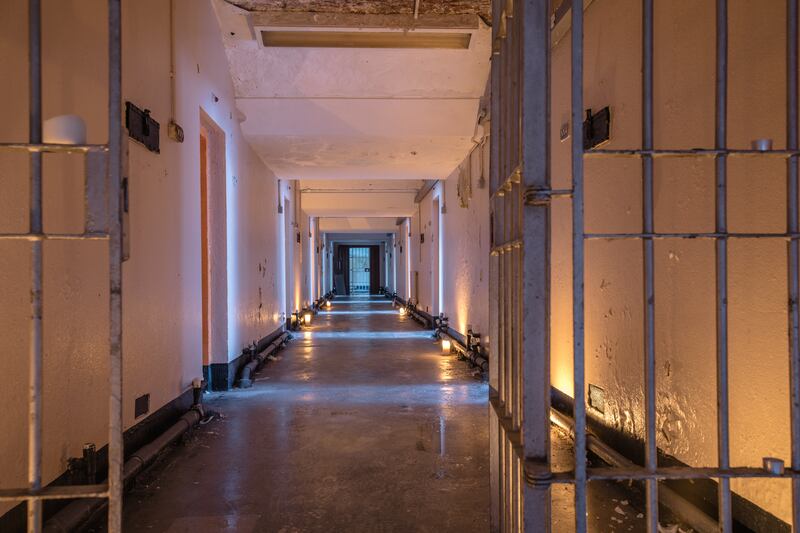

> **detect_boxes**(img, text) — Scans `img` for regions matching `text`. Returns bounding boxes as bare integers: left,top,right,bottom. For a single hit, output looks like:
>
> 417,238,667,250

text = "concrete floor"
118,295,490,532
549,427,688,533
107,295,690,533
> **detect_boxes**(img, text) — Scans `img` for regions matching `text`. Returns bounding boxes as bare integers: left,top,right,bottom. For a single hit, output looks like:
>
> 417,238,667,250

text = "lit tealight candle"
399,308,407,316
326,300,331,308
304,312,312,324
441,339,451,353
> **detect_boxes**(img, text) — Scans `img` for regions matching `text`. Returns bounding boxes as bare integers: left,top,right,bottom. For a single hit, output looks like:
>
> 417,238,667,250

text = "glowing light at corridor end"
304,312,312,324
441,339,451,353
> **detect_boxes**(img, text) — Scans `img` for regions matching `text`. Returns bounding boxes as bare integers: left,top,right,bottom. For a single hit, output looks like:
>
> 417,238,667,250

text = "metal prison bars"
489,0,800,532
0,1,124,532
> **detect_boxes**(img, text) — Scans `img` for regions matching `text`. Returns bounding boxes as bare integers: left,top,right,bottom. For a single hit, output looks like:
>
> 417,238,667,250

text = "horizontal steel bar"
523,188,574,205
490,238,522,254
585,232,800,240
586,148,800,159
489,390,520,441
0,143,108,154
0,233,109,241
0,484,108,502
490,167,521,200
541,467,800,484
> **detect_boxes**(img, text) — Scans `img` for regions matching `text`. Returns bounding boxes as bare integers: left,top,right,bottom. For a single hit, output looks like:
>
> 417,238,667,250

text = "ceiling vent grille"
260,30,471,49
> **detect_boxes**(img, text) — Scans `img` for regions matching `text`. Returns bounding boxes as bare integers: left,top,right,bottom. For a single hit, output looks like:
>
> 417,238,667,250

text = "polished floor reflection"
120,295,490,532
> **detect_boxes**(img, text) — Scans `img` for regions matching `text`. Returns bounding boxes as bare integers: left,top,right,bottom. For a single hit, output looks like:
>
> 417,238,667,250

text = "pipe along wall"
385,289,729,532
384,290,488,373
238,291,335,387
42,382,206,533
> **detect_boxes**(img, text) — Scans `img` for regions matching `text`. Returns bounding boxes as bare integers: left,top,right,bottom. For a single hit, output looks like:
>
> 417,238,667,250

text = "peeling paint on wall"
550,0,793,522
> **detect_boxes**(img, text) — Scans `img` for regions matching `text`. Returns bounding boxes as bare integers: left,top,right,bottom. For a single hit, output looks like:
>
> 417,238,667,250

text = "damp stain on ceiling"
225,0,491,22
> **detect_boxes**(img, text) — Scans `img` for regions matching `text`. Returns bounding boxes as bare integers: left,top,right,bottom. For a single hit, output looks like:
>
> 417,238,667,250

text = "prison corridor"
111,296,691,533
117,296,490,532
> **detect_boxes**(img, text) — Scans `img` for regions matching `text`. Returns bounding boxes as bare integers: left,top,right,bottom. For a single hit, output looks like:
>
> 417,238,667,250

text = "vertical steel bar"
107,0,124,531
497,3,506,424
506,437,513,532
502,23,511,421
515,205,522,432
499,200,507,413
489,402,500,533
510,3,520,437
518,0,552,529
504,212,513,529
506,27,513,443
786,1,800,530
714,0,732,530
571,0,587,531
495,9,508,519
641,1,659,531
504,203,511,420
488,24,501,525
27,0,43,531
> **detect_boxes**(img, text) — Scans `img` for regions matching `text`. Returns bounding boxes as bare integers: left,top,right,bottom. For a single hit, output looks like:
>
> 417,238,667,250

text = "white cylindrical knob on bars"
751,138,773,151
43,114,87,144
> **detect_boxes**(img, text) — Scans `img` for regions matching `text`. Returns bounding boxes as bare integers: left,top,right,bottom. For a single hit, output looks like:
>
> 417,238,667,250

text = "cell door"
348,247,370,294
491,0,800,531
1,2,126,531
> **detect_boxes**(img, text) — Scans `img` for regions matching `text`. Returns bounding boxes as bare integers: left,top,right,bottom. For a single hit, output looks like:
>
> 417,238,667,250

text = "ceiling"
212,0,491,182
300,179,421,217
319,217,401,233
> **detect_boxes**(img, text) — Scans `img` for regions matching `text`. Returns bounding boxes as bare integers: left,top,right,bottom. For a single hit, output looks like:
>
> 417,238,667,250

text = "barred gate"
489,0,800,531
0,1,125,531
349,246,371,294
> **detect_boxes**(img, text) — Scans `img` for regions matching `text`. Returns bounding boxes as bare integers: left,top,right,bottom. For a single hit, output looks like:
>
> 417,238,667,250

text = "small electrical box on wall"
588,383,606,414
125,101,160,153
134,393,150,418
168,120,184,143
583,106,611,150
420,233,425,244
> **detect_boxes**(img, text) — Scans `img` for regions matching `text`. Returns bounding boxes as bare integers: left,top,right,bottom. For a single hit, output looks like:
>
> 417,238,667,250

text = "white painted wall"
440,142,490,337
394,221,409,299
314,217,322,300
319,217,400,232
282,181,295,317
301,190,416,217
286,181,304,314
0,0,284,517
410,197,428,310
412,141,490,337
550,0,792,522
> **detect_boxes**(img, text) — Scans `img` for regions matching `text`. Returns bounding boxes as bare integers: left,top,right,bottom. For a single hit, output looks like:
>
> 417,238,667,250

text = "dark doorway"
333,244,380,295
